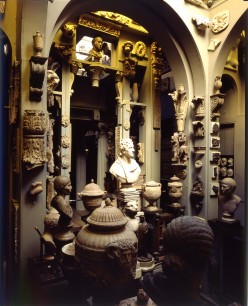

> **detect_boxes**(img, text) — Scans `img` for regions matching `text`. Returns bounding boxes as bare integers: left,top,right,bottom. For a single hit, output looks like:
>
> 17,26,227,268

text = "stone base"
139,257,155,272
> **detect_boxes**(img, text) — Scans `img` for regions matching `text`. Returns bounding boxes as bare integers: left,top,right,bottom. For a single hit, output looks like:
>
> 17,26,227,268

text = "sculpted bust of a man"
109,138,141,185
219,177,241,222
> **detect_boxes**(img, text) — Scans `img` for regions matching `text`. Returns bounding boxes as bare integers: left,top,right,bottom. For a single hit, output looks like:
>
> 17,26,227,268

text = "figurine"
219,178,241,222
140,216,214,305
109,138,141,186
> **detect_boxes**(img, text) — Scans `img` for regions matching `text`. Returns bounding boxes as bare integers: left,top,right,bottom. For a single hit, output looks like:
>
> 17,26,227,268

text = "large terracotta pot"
75,199,138,292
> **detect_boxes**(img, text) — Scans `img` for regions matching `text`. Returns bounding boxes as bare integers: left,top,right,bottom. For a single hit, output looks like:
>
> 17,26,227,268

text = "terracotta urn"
167,175,183,206
142,181,161,211
77,179,106,212
75,199,138,293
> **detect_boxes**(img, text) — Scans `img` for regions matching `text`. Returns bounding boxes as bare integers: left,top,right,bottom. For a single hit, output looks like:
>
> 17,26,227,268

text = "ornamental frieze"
78,14,121,37
23,110,47,135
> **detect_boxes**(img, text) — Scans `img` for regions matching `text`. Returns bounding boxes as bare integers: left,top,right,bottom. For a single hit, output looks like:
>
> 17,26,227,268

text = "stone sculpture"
85,36,103,62
169,84,188,132
219,178,241,222
109,138,141,187
51,175,75,249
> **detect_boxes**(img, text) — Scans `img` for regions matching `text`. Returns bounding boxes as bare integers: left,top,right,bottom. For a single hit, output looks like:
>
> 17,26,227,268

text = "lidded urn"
77,179,106,212
75,198,138,292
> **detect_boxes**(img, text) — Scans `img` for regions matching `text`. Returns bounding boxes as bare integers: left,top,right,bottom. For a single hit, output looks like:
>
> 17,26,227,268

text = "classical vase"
142,181,161,211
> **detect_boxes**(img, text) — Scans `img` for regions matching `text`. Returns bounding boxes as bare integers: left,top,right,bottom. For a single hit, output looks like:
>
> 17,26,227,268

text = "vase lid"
79,179,105,197
143,180,160,187
87,198,127,229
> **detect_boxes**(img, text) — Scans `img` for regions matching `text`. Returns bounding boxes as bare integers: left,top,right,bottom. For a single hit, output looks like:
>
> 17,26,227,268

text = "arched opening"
45,1,206,214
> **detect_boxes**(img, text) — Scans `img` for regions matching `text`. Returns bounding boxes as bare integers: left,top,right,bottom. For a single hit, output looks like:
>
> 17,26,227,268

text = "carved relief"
61,114,70,127
0,0,6,14
169,84,189,132
121,58,137,80
93,11,148,34
22,110,47,170
137,142,144,164
61,154,70,169
150,42,165,89
47,118,55,174
61,134,71,148
211,11,229,34
192,121,205,137
210,76,225,119
171,132,188,166
47,62,60,107
23,137,46,170
131,41,148,60
78,14,121,37
29,181,43,196
185,0,226,9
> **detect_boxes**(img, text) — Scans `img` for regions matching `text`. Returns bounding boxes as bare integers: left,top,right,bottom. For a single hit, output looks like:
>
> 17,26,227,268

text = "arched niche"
45,0,206,97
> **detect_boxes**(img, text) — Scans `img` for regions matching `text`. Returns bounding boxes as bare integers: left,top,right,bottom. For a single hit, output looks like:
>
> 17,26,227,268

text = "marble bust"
219,177,241,222
109,138,141,185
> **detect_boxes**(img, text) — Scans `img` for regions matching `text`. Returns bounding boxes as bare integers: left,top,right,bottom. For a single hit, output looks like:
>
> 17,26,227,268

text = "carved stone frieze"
93,11,148,34
185,0,227,9
78,14,121,37
23,110,47,135
171,132,189,166
211,10,229,34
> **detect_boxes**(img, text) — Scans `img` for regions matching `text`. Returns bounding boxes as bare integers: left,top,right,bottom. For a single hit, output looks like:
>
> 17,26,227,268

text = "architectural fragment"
150,42,165,89
211,10,229,34
29,31,48,102
208,39,221,51
22,110,47,170
169,84,189,132
191,96,205,118
210,76,225,119
192,14,210,30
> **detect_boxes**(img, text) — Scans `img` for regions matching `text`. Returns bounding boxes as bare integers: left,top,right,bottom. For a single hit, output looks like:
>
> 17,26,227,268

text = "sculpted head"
54,175,72,195
220,177,236,195
119,138,135,158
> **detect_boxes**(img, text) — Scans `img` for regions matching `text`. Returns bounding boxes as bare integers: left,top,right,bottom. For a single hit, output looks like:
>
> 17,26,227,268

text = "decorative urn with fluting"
77,179,106,212
75,198,138,295
142,181,161,211
167,175,183,206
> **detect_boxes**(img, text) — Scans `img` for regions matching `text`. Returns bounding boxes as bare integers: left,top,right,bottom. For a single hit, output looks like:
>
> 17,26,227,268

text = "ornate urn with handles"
75,198,138,295
142,180,161,211
77,179,106,212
